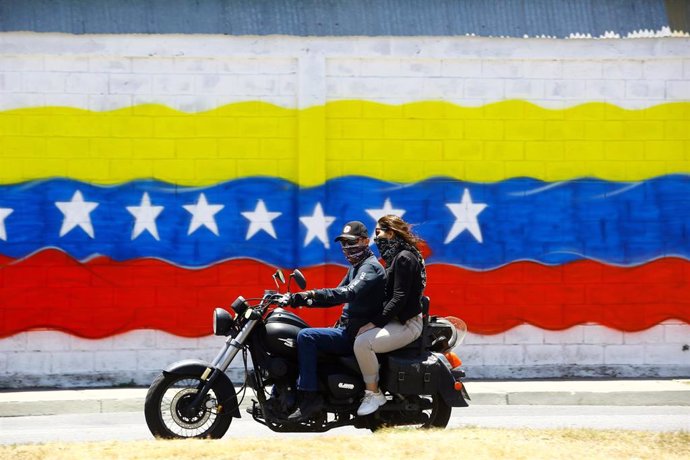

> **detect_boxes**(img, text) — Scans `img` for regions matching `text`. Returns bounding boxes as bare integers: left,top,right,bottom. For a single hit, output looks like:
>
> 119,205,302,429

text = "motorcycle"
144,269,470,438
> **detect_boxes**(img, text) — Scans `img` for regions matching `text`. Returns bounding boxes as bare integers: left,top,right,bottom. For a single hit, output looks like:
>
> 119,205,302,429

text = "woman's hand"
357,322,376,337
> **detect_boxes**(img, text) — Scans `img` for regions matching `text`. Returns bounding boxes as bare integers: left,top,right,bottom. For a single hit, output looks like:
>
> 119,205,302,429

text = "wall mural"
0,101,688,340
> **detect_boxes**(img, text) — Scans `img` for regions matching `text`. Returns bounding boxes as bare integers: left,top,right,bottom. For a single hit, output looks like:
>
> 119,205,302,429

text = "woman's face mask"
374,236,392,252
374,236,399,262
374,227,404,265
374,225,395,254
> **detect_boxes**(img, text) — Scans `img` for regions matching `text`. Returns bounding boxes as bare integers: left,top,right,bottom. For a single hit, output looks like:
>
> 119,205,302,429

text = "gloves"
277,291,314,307
292,291,314,306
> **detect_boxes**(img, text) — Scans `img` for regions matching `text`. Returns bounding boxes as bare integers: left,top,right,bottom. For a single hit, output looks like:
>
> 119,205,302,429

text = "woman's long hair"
377,214,424,248
377,214,427,289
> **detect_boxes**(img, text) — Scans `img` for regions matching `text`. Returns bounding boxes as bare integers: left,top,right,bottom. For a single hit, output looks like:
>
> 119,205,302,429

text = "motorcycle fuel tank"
264,309,310,358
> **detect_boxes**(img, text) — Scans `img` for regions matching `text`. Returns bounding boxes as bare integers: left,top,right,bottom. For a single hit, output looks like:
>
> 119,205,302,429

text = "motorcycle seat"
332,298,431,376
336,339,425,375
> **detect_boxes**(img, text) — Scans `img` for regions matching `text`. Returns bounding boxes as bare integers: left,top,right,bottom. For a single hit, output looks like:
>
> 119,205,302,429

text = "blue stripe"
0,175,687,269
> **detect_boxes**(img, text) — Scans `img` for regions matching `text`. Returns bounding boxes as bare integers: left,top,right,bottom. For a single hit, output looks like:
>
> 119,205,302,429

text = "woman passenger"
353,214,426,416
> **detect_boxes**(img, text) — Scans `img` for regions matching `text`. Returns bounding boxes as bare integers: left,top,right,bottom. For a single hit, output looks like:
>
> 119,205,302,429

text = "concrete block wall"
1,324,687,387
0,34,688,387
461,322,690,379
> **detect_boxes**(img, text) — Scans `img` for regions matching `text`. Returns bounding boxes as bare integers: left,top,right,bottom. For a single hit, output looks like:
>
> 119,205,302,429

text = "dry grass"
3,427,689,460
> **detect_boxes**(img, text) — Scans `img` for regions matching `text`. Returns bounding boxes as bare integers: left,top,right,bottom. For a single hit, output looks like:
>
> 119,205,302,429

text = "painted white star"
444,188,488,244
241,199,282,240
365,198,406,244
299,203,336,249
183,193,224,236
55,191,99,238
365,198,406,223
0,208,13,241
126,192,164,241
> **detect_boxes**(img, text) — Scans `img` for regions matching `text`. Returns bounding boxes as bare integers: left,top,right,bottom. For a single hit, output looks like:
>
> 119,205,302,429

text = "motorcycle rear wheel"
424,393,452,428
145,372,232,439
368,393,451,432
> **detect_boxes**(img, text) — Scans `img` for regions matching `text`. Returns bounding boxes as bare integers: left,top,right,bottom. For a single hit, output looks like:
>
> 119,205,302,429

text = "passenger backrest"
421,296,430,325
420,296,430,352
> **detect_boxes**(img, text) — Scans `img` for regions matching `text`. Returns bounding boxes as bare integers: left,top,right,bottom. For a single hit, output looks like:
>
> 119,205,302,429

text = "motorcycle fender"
436,361,469,408
163,359,241,418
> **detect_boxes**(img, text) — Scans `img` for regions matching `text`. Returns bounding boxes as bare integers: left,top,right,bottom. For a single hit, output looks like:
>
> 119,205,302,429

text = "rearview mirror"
290,269,307,290
272,270,286,289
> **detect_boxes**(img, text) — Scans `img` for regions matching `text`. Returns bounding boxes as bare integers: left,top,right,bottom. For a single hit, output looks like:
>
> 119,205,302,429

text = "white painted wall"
1,34,689,111
1,322,688,388
0,33,688,387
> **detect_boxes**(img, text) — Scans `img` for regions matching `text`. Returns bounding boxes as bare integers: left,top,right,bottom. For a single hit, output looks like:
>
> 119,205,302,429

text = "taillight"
444,351,462,368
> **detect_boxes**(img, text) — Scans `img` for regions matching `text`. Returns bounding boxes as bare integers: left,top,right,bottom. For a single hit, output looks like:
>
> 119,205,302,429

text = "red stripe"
0,250,688,338
426,262,690,334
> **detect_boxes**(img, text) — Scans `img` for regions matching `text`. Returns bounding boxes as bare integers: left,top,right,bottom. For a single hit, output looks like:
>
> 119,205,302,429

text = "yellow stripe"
0,101,688,186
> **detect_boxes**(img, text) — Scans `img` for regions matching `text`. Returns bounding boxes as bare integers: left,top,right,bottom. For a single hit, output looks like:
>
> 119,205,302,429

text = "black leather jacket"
309,254,386,340
370,250,423,328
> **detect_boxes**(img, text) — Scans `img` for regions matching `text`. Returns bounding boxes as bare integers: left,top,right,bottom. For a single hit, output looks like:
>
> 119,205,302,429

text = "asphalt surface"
1,405,689,444
1,379,689,418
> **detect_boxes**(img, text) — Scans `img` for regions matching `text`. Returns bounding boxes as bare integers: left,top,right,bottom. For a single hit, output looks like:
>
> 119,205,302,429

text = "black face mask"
375,236,405,266
375,236,428,289
341,243,373,265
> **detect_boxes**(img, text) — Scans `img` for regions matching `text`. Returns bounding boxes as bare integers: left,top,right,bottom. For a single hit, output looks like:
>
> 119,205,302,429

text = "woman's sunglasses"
374,226,389,236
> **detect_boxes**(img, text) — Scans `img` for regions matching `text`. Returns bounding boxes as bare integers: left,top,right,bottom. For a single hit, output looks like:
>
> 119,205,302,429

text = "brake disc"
169,388,213,429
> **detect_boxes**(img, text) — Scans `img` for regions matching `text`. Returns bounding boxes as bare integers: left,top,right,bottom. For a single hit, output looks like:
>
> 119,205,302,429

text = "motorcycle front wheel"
144,372,232,439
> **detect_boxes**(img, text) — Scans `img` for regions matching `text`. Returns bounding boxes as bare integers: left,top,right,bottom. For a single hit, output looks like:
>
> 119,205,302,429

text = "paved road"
1,405,689,445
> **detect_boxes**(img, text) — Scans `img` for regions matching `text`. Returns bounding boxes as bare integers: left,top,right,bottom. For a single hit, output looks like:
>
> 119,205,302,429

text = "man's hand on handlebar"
277,291,315,307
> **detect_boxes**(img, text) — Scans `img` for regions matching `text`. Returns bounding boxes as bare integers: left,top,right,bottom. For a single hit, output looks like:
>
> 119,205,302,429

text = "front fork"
185,318,260,415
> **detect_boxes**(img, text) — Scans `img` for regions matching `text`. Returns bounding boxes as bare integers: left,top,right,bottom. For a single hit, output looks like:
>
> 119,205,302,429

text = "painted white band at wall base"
0,323,687,388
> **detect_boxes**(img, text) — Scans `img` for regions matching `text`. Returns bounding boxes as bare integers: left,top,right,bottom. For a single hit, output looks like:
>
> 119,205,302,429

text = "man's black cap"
334,221,369,242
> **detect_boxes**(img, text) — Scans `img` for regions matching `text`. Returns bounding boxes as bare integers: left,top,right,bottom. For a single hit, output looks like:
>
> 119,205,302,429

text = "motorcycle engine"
265,384,297,417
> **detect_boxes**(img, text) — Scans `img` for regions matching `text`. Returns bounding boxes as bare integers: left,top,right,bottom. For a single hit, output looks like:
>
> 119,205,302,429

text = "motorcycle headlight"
231,296,249,316
213,308,234,336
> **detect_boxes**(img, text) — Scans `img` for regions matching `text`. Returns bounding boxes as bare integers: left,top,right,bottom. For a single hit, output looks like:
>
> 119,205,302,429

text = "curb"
466,379,690,406
468,391,690,406
1,380,689,417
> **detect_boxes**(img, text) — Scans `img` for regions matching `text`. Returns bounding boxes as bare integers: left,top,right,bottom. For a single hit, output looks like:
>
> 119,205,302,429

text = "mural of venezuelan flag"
0,98,688,343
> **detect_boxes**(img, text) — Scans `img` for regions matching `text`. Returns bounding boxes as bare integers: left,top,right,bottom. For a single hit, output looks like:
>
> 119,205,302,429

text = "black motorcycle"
144,269,469,438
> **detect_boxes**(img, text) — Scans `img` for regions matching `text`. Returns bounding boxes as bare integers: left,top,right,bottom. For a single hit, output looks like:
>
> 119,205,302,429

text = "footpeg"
246,400,263,418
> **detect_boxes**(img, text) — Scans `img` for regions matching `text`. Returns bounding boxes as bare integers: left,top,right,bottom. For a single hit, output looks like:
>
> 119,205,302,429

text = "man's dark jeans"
296,327,352,391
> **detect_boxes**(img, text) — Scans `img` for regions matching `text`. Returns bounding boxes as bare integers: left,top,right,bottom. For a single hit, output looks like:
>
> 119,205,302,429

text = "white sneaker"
357,390,387,416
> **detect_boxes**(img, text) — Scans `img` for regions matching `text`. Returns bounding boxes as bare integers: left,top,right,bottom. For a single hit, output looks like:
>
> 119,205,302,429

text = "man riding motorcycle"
280,220,385,421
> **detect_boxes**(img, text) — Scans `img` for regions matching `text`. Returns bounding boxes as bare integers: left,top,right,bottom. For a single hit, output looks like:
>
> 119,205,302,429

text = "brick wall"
0,33,688,387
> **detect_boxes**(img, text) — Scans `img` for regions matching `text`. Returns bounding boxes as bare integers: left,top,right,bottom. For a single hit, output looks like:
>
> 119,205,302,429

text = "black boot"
287,391,323,422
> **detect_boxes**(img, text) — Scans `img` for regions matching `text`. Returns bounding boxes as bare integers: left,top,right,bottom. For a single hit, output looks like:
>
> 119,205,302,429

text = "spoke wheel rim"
160,377,220,438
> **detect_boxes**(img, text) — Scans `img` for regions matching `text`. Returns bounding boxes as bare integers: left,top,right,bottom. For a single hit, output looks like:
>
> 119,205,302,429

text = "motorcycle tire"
145,372,232,439
424,393,452,429
369,393,452,432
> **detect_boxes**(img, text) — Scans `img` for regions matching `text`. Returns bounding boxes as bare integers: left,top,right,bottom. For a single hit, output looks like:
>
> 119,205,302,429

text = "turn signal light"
444,351,462,368
454,381,463,391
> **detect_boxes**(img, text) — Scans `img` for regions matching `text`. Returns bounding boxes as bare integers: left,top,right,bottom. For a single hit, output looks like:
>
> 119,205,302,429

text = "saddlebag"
382,352,443,395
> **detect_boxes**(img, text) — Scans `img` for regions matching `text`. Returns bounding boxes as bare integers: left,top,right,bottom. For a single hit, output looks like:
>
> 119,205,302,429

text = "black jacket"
370,250,423,328
309,254,386,340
